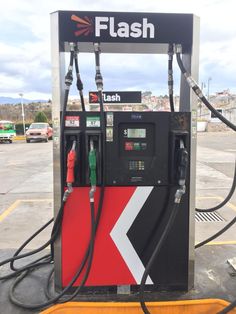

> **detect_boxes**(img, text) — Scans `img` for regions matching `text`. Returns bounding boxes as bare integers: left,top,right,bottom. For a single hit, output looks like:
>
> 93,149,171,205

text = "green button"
133,142,141,150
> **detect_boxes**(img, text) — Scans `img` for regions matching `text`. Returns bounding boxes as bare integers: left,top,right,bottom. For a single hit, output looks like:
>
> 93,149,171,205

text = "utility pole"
19,93,26,136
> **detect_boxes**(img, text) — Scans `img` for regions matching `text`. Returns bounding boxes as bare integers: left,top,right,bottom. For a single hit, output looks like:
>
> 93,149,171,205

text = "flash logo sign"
71,15,155,39
95,17,155,39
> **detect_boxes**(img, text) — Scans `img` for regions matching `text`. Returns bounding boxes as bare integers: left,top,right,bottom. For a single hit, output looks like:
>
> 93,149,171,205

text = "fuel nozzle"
175,139,188,203
95,72,103,92
65,43,75,89
89,139,97,201
94,43,103,91
63,140,77,202
177,140,188,187
74,46,84,91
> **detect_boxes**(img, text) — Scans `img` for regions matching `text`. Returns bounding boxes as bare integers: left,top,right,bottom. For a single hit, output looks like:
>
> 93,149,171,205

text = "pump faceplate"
60,111,191,290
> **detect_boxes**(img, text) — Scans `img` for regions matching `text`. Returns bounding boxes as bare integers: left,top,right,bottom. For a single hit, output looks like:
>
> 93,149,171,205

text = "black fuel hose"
9,172,105,309
94,43,103,95
45,43,107,305
9,199,64,273
9,200,96,310
0,199,64,280
217,299,236,314
39,44,108,307
177,50,236,253
74,47,85,111
1,43,104,310
0,219,52,271
168,44,175,112
45,43,107,304
0,254,52,281
139,189,183,314
176,47,236,314
8,43,88,308
0,203,63,280
195,215,236,249
140,143,188,314
94,43,106,184
176,52,236,132
44,186,105,300
58,201,96,303
196,161,236,212
9,203,63,274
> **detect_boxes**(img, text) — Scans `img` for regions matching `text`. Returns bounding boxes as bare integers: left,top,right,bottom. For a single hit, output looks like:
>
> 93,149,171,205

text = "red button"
125,142,133,150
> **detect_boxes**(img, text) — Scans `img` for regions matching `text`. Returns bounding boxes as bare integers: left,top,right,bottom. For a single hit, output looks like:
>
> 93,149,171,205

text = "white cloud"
0,73,24,92
0,0,235,98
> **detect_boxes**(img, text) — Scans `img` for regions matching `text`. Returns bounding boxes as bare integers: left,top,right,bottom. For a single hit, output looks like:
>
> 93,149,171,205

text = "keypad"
129,160,145,171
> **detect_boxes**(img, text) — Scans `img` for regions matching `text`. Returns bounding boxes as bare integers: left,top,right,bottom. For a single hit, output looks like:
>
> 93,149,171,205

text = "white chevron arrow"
110,186,154,284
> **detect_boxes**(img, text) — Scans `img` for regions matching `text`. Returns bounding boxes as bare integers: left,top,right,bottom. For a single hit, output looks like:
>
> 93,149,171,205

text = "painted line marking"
224,200,236,213
0,200,21,223
197,196,222,199
206,240,236,246
0,199,52,223
195,240,236,246
18,199,52,202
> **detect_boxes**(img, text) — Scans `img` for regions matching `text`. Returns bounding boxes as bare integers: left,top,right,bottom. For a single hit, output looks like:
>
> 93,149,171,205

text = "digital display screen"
127,128,146,138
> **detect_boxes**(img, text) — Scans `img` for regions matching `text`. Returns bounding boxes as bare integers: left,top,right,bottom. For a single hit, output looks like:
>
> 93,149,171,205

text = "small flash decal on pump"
106,113,114,126
106,127,113,142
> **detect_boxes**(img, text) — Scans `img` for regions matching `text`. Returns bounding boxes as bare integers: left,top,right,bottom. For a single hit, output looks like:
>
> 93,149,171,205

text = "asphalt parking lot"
0,131,236,313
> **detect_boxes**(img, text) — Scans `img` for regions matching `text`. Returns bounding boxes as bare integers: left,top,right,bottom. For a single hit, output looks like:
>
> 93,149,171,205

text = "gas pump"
50,11,197,296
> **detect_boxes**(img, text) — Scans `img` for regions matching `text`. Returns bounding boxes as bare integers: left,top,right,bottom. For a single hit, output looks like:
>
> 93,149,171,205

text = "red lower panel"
62,186,137,287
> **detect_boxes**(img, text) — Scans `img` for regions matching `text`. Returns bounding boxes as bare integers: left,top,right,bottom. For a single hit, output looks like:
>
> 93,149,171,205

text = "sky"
0,0,236,100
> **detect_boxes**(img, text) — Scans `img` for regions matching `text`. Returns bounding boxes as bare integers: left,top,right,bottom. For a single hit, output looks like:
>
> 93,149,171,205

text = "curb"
14,136,26,140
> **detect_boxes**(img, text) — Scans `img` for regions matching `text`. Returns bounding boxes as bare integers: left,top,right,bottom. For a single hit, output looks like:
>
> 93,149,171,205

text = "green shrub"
34,111,48,123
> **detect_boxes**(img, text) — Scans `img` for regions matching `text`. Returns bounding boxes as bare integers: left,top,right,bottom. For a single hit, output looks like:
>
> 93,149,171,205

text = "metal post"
179,14,200,289
50,11,66,290
19,93,26,136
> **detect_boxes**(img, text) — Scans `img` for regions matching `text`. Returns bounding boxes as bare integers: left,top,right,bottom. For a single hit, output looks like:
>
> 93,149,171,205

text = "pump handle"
66,142,76,184
177,148,188,187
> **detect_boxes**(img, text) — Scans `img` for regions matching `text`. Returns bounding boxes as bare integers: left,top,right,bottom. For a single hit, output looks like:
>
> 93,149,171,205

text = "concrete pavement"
0,140,53,250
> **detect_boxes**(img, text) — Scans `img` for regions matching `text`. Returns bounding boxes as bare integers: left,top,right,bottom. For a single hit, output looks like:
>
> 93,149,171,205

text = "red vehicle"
26,123,53,143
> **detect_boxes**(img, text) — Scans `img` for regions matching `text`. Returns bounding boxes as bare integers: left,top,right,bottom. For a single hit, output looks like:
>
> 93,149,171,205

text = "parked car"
26,123,53,143
0,120,16,143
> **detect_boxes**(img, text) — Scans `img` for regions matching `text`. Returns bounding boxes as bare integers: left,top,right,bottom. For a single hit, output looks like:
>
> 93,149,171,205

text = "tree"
34,111,48,123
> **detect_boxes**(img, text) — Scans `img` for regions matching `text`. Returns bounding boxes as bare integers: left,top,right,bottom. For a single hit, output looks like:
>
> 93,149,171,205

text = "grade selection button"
125,142,134,150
